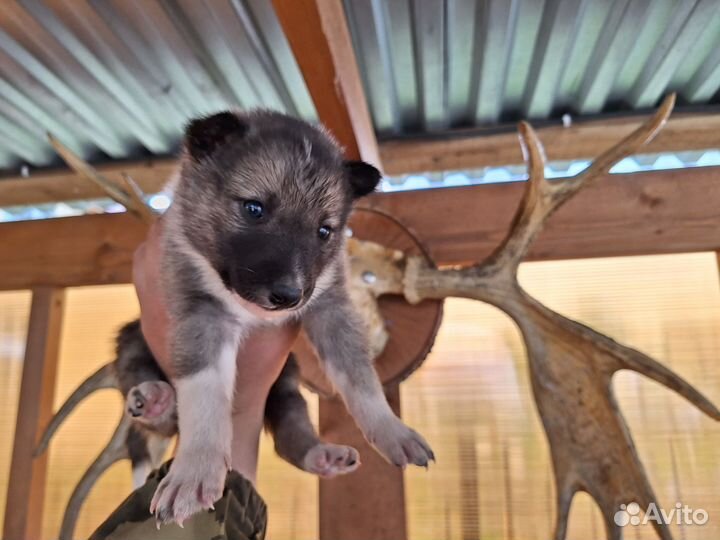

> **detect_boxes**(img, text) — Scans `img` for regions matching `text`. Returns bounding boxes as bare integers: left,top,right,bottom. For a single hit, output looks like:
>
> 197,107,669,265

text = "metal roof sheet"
344,0,720,136
0,0,315,170
0,0,719,174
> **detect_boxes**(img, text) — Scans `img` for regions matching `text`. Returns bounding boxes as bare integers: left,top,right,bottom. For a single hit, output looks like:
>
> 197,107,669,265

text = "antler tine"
480,121,553,273
518,120,548,190
48,133,156,224
481,95,676,273
58,414,131,540
560,93,676,199
120,172,156,224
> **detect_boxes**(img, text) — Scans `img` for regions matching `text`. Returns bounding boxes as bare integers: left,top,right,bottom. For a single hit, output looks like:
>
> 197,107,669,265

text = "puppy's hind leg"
126,380,178,438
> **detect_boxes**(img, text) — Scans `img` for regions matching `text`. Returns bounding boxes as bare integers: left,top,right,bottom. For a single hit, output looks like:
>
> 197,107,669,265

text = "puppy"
152,110,434,524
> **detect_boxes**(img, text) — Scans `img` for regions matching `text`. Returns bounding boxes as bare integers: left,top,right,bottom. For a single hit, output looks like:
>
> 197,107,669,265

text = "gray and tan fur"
152,110,434,524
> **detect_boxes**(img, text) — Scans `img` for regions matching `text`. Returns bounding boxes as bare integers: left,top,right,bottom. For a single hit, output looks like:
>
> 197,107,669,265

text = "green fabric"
89,461,267,540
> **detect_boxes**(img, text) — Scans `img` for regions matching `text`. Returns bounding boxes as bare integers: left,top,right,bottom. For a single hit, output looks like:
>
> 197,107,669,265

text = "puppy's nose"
268,284,302,308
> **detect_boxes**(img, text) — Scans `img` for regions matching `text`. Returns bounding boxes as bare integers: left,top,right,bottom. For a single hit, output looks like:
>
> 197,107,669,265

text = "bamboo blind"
0,252,718,539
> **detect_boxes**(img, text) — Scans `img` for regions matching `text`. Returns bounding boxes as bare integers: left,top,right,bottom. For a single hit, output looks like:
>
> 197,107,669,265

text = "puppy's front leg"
150,313,239,525
304,283,434,468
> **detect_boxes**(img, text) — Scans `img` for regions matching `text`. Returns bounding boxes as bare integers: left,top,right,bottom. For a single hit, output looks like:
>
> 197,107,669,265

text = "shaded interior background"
0,251,718,540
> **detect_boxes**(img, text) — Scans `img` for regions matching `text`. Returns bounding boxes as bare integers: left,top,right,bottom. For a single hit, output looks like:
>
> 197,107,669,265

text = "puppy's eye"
318,225,332,240
243,200,264,219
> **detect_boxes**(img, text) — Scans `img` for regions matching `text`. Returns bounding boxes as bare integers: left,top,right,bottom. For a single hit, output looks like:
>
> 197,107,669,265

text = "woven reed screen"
0,252,718,539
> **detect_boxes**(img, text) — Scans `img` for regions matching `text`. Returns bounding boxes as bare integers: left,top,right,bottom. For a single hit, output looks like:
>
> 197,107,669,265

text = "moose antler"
47,133,156,224
353,94,719,540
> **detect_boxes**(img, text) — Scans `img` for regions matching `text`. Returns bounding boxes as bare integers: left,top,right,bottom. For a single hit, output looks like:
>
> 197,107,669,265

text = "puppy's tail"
34,362,119,457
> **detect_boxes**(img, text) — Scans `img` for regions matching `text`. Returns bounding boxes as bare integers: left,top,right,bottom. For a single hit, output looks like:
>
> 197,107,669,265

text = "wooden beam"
248,3,394,536
0,158,176,207
271,0,380,166
0,167,718,291
362,166,720,265
380,111,720,175
0,212,147,290
319,387,407,540
3,288,65,540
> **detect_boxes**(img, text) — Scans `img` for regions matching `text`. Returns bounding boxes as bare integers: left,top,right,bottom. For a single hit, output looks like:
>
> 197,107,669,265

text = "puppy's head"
175,110,381,311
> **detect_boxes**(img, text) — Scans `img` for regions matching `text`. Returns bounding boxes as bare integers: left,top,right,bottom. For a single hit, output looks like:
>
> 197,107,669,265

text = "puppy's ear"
344,160,381,198
185,112,247,162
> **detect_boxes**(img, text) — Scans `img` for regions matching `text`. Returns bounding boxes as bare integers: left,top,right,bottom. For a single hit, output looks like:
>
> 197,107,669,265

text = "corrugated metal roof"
344,0,720,136
0,0,315,170
1,0,720,175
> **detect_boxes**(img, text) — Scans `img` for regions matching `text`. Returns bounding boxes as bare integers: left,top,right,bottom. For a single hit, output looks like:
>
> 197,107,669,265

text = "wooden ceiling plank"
379,111,720,175
0,159,175,207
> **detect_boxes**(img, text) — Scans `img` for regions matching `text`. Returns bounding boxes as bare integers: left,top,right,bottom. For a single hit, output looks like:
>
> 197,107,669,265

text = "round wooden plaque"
293,207,444,397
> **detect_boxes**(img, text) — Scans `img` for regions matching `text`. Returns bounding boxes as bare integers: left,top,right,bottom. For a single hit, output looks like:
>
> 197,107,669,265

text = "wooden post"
319,386,407,540
271,0,380,167
3,288,65,540
273,0,402,536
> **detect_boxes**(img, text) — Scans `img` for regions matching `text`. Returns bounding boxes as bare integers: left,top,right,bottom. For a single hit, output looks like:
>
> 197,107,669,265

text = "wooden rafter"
271,0,380,166
380,110,720,175
362,166,720,265
0,158,175,207
268,5,390,536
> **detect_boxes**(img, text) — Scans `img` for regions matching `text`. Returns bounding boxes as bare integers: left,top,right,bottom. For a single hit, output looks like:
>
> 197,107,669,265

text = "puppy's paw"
126,381,175,421
149,448,229,526
367,417,435,469
302,443,360,477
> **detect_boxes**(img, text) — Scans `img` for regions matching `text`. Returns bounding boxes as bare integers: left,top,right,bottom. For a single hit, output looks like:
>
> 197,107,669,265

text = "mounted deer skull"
43,94,718,540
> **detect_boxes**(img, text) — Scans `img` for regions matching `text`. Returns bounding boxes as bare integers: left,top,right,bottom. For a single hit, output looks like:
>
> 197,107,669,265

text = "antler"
58,415,131,540
35,363,119,457
483,94,675,276
34,363,124,540
47,133,156,224
359,93,718,540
